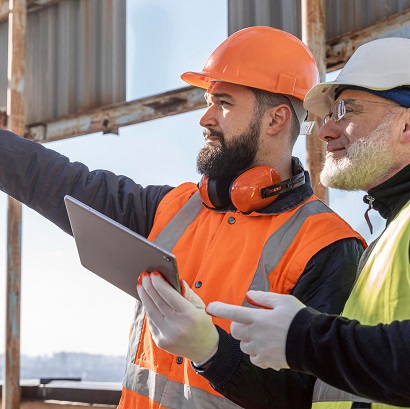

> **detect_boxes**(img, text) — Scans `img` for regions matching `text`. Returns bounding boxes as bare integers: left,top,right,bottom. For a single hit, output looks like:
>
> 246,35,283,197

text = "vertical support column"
301,0,328,204
3,1,26,409
0,0,9,16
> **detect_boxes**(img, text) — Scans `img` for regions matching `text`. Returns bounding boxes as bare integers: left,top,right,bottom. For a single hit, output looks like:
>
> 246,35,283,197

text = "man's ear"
400,108,410,144
266,104,292,135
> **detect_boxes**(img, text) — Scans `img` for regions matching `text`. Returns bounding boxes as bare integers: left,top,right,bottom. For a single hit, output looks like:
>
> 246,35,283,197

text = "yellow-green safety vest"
313,199,410,409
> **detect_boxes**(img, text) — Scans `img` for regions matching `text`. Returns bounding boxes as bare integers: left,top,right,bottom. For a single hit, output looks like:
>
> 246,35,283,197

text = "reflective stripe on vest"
313,380,372,403
122,192,343,408
312,200,410,409
123,363,240,408
245,198,333,304
154,191,204,250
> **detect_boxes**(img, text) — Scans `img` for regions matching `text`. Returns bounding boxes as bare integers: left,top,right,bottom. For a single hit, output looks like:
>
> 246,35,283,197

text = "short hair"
248,87,300,146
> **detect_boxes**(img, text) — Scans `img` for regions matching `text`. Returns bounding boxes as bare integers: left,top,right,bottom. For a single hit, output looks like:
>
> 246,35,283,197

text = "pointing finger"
206,302,256,324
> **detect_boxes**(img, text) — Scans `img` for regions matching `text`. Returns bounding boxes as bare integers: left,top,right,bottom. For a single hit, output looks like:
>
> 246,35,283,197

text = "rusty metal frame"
16,8,410,146
327,8,410,71
302,0,328,203
25,86,207,142
0,0,63,21
4,2,26,409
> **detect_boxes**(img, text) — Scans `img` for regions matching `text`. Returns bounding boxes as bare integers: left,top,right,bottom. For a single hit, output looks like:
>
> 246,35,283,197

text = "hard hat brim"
304,78,410,119
181,71,212,90
303,82,340,119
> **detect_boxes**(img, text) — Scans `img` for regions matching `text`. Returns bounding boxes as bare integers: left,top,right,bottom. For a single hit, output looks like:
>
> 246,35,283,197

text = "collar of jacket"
364,162,410,224
210,156,314,215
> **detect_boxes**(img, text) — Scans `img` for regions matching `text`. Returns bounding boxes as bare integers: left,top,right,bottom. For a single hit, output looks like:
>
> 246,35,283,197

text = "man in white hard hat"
207,36,410,408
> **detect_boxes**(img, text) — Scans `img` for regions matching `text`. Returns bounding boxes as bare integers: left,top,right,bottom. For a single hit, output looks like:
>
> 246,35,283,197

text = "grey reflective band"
154,191,204,251
244,200,333,304
124,362,243,408
313,379,373,404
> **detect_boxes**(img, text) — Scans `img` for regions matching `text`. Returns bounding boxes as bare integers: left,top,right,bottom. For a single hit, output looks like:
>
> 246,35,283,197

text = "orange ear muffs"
230,166,281,213
198,166,305,213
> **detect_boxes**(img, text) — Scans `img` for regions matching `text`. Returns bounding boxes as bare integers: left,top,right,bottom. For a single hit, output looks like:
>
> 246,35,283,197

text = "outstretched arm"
0,129,172,236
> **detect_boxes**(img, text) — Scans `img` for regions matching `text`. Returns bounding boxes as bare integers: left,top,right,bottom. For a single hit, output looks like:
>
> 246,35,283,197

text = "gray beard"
320,120,396,191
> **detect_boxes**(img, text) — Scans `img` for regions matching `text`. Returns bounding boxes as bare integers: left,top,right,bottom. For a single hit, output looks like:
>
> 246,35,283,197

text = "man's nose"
317,120,339,142
199,106,217,128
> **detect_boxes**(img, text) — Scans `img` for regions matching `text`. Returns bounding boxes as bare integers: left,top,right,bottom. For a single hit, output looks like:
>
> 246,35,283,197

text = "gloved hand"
137,272,219,366
206,290,305,371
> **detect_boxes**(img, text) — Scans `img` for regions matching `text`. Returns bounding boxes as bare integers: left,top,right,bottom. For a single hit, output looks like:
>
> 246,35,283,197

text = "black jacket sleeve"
286,307,410,406
195,238,364,409
0,130,173,236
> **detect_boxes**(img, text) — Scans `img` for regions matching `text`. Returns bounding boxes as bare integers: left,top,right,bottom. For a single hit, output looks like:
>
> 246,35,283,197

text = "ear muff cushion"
198,175,233,209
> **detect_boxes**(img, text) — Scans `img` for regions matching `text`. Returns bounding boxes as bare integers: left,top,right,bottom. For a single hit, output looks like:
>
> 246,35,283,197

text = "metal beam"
327,8,410,71
302,0,328,204
0,0,8,17
0,0,65,22
4,1,26,409
25,86,207,142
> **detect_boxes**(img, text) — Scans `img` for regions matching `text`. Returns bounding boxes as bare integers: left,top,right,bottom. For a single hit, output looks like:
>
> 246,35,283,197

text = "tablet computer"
64,195,181,298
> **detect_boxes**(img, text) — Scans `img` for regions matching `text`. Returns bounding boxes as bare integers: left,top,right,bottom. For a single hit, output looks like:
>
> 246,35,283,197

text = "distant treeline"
0,352,126,382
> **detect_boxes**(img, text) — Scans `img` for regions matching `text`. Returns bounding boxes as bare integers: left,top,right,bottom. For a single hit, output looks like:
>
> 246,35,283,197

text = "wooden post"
3,1,26,409
301,0,328,204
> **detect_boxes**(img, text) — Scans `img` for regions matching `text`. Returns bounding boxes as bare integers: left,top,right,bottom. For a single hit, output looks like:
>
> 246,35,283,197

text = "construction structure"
2,1,410,407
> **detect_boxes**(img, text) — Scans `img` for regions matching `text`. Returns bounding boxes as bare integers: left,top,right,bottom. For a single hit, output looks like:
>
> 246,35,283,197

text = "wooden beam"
25,86,207,142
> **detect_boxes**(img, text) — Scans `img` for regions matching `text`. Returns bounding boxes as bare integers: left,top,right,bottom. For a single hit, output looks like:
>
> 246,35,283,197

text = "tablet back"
64,195,180,298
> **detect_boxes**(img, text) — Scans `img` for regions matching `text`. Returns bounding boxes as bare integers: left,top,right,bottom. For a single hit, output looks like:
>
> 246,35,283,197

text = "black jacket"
0,129,364,409
286,163,410,407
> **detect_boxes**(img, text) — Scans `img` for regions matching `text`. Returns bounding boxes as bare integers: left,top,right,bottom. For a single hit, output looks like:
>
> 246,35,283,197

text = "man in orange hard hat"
0,26,364,408
134,26,365,409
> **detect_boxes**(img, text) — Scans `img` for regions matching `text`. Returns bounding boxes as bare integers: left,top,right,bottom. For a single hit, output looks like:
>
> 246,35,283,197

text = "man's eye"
220,100,230,107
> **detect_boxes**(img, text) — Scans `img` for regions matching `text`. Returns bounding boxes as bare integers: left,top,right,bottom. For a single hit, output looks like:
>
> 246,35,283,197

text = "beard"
320,120,396,191
196,118,261,179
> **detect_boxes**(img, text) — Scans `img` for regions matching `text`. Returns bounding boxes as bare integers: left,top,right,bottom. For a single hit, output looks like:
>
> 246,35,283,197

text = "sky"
0,0,384,360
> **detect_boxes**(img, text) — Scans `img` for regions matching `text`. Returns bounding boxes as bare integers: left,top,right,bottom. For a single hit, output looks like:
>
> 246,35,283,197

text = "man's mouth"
203,130,221,146
326,144,346,159
205,136,220,145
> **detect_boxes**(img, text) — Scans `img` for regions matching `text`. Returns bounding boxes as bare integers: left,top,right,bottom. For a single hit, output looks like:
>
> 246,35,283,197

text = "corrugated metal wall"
0,0,126,125
326,0,410,37
228,0,410,38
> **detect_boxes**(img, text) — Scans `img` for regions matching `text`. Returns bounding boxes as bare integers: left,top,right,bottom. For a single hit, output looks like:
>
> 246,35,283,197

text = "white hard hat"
304,37,410,118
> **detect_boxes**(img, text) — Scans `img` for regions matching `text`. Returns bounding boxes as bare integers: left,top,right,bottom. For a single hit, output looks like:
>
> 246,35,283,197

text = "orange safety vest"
118,183,364,409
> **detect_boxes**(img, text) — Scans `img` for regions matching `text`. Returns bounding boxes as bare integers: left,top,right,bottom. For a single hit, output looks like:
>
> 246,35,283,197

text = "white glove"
206,290,305,371
137,272,219,366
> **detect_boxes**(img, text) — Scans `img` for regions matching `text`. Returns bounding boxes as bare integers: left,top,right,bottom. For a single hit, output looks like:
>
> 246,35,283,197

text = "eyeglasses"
323,99,401,124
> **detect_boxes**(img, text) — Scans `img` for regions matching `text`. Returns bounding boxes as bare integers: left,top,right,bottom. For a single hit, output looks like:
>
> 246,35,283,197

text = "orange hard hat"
181,26,319,101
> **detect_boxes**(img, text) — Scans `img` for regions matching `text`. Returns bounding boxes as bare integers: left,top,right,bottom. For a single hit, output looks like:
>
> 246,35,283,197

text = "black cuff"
286,307,321,371
191,325,243,388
